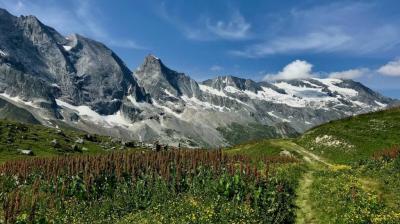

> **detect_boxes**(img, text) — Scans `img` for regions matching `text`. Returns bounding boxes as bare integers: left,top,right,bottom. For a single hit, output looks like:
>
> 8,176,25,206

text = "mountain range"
0,8,397,147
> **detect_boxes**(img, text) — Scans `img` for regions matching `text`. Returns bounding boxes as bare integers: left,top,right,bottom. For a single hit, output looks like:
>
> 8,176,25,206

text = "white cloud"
156,3,250,41
264,60,315,80
210,65,223,72
329,68,367,79
231,28,351,57
231,2,400,58
108,40,146,50
206,11,251,40
377,59,400,76
264,60,371,81
0,0,145,50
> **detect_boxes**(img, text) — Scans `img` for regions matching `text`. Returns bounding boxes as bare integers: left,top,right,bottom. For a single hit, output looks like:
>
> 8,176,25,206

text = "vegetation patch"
225,139,301,159
297,107,400,163
218,122,298,146
309,151,400,223
0,120,138,163
0,149,303,223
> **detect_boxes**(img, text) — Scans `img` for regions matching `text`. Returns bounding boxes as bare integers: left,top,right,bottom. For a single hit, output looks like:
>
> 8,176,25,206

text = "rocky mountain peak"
0,8,11,17
202,75,261,92
146,54,160,61
134,55,201,99
17,14,48,34
139,54,163,71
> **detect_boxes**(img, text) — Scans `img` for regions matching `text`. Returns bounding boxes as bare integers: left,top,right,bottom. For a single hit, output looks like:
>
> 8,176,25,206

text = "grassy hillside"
296,107,400,163
309,149,400,223
0,119,139,163
224,138,301,159
0,107,399,223
217,122,298,145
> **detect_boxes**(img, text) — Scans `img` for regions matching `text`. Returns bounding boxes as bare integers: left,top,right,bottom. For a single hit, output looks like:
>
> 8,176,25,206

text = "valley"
0,8,397,148
0,107,399,223
0,4,399,223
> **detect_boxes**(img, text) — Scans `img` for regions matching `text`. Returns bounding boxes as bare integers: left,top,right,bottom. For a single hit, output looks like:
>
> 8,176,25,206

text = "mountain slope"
296,107,400,163
0,8,148,116
0,119,140,164
0,98,39,124
0,8,397,148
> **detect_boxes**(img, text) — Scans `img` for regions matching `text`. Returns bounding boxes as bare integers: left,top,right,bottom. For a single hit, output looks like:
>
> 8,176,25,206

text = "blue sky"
1,0,400,98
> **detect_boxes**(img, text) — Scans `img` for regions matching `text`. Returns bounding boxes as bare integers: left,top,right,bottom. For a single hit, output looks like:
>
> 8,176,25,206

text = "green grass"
0,106,399,223
117,163,305,224
0,119,139,163
217,122,298,145
296,107,400,164
308,158,400,223
224,138,302,159
357,157,400,213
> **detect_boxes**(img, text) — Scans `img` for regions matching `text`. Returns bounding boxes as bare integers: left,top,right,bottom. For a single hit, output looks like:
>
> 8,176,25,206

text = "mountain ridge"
0,8,397,147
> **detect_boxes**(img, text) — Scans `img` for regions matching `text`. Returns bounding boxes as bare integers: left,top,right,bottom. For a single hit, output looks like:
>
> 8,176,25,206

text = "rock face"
0,8,148,117
135,55,201,100
0,8,397,147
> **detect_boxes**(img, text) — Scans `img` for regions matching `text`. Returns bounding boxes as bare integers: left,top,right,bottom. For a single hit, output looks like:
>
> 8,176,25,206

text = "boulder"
18,149,34,156
75,138,84,144
279,150,293,157
51,139,60,148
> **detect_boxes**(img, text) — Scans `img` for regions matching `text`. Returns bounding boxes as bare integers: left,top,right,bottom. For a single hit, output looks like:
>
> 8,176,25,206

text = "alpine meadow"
0,1,400,223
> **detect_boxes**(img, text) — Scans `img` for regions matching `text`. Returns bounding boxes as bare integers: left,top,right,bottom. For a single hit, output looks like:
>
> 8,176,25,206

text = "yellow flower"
330,164,352,171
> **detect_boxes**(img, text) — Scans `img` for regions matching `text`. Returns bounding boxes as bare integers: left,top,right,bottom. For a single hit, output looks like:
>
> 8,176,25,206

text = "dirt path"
290,143,333,224
295,171,317,224
293,144,333,167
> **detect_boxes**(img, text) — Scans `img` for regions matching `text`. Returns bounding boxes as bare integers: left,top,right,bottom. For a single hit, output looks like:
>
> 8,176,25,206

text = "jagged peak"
143,54,161,64
205,75,256,83
202,75,260,92
137,54,168,74
18,14,43,26
147,54,160,60
0,8,12,16
137,54,196,84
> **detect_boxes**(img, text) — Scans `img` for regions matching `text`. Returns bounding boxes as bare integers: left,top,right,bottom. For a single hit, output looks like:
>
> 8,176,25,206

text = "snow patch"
149,54,159,60
374,101,387,108
201,79,379,111
55,99,132,128
63,45,72,51
51,83,60,88
267,111,291,122
0,92,38,108
313,78,358,97
164,89,176,97
200,85,250,107
351,100,367,107
181,95,227,112
199,84,227,97
0,49,7,57
152,99,184,118
224,86,241,94
302,80,322,88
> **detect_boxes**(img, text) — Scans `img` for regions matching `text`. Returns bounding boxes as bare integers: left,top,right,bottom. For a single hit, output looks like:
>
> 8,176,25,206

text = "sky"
0,0,400,98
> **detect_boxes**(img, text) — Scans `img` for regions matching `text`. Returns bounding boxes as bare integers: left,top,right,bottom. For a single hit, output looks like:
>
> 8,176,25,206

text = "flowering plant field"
309,147,400,224
0,149,302,223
